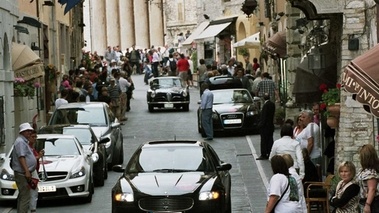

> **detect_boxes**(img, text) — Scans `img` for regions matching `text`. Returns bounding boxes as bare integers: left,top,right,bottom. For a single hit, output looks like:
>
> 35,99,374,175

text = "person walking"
257,93,275,160
256,72,280,103
265,155,302,213
269,124,305,179
200,83,214,140
55,88,69,110
129,45,141,75
177,54,190,87
357,144,379,213
11,123,37,213
330,161,360,213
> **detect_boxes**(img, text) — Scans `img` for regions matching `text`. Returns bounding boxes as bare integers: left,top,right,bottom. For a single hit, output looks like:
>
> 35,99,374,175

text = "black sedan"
147,76,190,112
198,88,261,136
111,140,232,213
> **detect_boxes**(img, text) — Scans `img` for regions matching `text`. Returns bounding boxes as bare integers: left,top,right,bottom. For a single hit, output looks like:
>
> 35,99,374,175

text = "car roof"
207,76,243,90
56,102,106,109
37,134,77,139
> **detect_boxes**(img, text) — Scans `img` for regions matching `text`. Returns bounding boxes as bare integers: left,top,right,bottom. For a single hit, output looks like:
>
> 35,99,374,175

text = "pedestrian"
11,123,37,213
265,155,302,213
117,71,130,121
252,57,260,72
295,110,321,165
301,148,320,189
243,53,254,75
177,54,190,87
151,49,160,77
27,130,44,213
330,161,360,213
97,86,111,105
107,77,122,123
256,93,275,160
187,56,194,87
166,53,177,76
356,144,379,213
282,154,307,213
269,124,305,179
55,88,69,110
293,115,304,139
200,83,214,140
129,45,141,75
256,72,280,103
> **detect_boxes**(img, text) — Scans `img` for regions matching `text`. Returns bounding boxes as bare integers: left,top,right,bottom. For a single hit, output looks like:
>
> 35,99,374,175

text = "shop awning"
17,16,41,28
195,22,232,40
233,32,260,48
182,21,210,46
12,42,43,81
342,44,379,117
263,31,287,57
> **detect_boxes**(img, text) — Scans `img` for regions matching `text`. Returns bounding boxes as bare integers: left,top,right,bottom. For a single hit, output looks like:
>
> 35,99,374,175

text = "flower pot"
326,116,339,129
327,103,340,117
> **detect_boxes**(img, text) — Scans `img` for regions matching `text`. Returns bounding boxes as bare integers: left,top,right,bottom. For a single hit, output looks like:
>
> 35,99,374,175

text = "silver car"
0,134,96,202
48,102,124,166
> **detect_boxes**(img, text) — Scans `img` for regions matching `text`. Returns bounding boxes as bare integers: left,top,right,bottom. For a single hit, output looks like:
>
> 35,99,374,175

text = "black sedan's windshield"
213,89,253,104
127,146,213,173
50,107,107,126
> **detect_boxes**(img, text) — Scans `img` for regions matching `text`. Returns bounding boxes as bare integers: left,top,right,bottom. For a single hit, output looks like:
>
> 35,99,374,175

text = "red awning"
342,44,379,117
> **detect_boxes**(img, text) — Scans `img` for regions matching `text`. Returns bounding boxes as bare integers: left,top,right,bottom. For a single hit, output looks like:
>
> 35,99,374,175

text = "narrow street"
0,74,280,213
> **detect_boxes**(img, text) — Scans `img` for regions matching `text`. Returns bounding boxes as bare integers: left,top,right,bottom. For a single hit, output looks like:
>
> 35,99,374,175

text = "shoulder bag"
270,181,290,213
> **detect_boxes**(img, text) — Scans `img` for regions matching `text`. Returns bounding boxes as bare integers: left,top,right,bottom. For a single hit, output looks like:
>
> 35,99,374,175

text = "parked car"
146,76,190,112
0,134,96,202
47,102,124,166
198,88,261,136
38,124,109,186
111,140,232,213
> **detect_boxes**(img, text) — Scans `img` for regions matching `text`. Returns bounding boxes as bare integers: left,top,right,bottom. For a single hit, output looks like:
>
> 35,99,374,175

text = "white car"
0,134,97,203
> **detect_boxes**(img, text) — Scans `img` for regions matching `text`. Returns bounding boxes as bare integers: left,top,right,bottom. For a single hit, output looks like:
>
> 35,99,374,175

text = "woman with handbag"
265,155,302,213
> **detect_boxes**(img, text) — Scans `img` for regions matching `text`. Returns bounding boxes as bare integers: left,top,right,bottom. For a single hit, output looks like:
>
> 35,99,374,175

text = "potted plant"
275,107,285,126
319,83,341,117
14,77,40,98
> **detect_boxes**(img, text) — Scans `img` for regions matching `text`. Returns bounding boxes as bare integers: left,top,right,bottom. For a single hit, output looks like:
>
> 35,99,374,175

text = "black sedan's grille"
220,113,244,128
38,171,68,182
154,92,184,102
139,197,194,212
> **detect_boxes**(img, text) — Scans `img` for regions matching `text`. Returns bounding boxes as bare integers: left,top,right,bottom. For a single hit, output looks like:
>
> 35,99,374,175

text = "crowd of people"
263,104,379,213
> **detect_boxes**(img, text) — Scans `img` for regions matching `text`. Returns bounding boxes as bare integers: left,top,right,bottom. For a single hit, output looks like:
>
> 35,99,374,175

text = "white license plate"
38,185,56,193
224,119,242,124
164,103,174,108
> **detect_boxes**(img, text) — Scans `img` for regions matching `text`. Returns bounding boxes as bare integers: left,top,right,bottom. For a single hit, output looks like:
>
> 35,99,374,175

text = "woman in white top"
295,110,321,165
265,155,302,213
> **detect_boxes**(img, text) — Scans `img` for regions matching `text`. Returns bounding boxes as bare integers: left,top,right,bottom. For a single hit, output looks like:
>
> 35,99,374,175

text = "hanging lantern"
241,0,258,18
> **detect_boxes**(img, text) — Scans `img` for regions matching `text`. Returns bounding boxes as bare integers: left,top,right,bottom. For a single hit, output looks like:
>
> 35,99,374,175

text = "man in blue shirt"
200,83,214,140
11,123,37,213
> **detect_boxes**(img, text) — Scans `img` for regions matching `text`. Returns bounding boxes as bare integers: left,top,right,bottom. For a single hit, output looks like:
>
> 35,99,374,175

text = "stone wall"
337,0,377,170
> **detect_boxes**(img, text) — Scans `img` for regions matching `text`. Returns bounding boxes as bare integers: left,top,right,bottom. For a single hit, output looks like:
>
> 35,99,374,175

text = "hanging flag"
58,0,82,15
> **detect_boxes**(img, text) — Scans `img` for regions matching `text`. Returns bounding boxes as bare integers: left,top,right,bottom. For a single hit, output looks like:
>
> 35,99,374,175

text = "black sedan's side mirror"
216,163,232,171
112,165,125,173
99,137,110,144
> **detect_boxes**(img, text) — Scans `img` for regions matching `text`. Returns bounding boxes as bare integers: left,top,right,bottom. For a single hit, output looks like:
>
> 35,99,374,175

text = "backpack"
169,59,177,72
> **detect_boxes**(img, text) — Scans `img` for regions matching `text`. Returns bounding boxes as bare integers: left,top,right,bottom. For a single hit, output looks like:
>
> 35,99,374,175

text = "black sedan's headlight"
114,192,134,202
199,191,221,200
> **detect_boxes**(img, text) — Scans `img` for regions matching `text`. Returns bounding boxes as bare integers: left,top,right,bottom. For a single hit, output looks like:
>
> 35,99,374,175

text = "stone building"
83,0,165,53
0,0,83,153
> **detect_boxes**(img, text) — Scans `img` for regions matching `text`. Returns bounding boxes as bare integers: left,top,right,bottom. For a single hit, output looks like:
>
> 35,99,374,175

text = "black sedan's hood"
213,103,251,113
126,172,214,195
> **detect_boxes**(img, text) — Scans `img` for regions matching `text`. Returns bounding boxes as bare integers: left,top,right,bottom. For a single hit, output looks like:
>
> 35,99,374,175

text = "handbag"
270,181,290,213
28,178,39,190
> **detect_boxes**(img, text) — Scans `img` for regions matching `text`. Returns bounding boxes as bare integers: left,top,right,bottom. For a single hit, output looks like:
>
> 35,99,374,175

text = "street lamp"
308,45,325,70
241,0,258,18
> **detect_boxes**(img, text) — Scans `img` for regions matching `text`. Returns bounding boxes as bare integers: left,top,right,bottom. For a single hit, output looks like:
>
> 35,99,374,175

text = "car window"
63,128,92,145
152,78,182,88
37,138,80,156
128,146,212,173
51,107,107,126
213,90,252,104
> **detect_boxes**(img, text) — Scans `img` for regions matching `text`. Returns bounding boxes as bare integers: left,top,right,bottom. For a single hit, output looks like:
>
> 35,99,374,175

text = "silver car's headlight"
0,169,15,181
70,166,86,179
114,192,134,202
150,92,156,98
199,191,220,201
